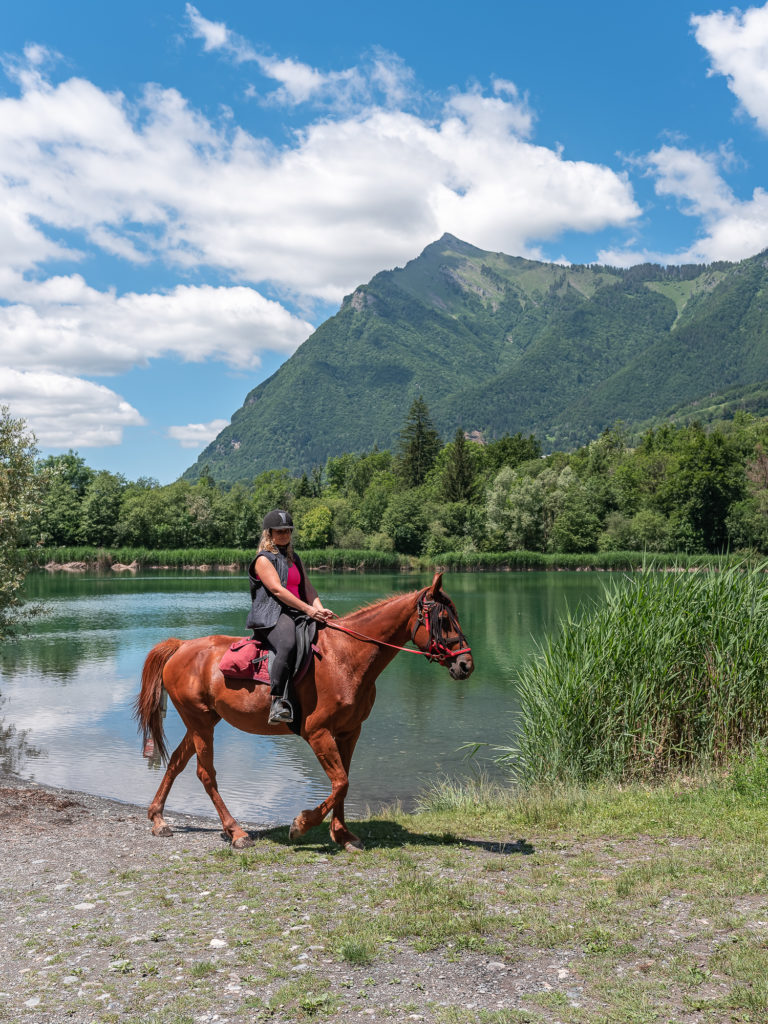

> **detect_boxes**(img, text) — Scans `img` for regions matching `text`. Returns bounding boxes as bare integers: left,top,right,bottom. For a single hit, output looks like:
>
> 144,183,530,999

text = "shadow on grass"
236,818,535,856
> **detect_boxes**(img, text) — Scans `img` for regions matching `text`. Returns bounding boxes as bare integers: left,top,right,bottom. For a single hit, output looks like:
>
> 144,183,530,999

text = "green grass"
503,562,768,783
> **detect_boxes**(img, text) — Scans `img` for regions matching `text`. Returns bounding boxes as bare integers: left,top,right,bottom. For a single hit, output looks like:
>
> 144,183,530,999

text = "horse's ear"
429,571,443,597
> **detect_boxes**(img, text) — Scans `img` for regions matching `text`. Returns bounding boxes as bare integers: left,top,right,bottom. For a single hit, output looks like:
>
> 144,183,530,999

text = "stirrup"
268,697,293,724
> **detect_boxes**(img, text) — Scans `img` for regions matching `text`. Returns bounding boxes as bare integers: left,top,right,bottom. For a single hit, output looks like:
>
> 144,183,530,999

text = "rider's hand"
313,607,335,621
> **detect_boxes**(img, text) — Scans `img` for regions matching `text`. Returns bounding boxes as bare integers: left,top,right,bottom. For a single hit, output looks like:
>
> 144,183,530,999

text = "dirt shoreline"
1,769,577,1024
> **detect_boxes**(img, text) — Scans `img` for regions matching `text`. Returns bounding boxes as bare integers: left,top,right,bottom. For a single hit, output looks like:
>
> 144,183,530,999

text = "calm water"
0,570,612,825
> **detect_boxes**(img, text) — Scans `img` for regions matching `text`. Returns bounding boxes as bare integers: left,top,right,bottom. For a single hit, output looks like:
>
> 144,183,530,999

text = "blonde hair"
257,529,294,561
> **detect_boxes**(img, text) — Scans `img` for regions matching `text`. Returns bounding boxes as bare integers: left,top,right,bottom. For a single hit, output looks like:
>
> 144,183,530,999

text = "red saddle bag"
219,637,270,683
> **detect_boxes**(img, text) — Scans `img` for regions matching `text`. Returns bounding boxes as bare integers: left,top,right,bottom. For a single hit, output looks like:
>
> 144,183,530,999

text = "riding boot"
268,679,293,724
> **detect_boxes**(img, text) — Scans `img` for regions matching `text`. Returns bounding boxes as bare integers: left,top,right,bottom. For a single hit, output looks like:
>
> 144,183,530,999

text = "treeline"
28,399,768,558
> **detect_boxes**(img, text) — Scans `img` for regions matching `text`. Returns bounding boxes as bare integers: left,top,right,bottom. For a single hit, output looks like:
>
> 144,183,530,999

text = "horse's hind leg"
190,717,251,849
290,727,362,852
147,731,195,837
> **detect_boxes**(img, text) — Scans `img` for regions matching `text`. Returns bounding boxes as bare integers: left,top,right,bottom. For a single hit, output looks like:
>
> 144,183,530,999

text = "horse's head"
411,572,474,680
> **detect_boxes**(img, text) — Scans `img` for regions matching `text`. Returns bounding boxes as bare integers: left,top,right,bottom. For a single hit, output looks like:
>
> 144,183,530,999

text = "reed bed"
508,562,768,783
27,545,403,572
430,549,739,571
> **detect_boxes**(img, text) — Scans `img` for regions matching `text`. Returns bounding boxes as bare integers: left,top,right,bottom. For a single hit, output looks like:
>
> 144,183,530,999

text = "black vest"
246,549,307,631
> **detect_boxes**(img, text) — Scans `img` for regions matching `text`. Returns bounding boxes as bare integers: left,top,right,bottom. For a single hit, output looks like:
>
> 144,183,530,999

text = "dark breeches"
253,612,298,696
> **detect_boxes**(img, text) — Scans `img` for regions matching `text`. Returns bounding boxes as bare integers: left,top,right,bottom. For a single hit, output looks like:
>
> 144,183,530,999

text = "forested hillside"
31,405,768,559
185,235,768,482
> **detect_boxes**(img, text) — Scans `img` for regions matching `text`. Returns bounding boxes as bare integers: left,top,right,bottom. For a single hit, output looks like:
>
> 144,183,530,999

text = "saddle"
219,634,319,689
219,637,271,683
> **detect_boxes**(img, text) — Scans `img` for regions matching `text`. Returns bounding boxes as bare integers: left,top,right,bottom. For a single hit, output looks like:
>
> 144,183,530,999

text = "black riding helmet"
263,509,294,531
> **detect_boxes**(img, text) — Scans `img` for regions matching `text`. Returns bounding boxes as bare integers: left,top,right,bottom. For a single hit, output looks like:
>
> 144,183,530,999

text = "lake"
0,570,613,825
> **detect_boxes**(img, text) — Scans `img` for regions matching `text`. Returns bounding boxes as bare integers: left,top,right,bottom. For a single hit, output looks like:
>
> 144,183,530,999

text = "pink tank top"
286,562,301,598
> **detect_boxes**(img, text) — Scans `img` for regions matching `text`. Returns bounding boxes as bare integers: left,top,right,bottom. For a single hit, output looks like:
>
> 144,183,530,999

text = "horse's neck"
334,591,416,672
343,591,415,641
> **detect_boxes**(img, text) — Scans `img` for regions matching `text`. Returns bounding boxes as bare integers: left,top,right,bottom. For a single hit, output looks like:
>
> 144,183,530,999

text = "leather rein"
324,592,471,666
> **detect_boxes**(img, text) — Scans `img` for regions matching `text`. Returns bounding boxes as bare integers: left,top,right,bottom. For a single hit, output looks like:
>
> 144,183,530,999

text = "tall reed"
507,563,768,783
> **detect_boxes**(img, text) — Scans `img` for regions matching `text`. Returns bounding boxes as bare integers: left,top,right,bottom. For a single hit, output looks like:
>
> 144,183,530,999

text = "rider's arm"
256,555,333,621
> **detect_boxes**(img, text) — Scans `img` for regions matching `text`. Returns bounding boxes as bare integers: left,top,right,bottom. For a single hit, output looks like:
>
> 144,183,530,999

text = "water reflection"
0,570,613,822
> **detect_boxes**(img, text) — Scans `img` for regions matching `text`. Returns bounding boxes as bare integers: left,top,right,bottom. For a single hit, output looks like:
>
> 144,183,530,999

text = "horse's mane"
339,588,422,625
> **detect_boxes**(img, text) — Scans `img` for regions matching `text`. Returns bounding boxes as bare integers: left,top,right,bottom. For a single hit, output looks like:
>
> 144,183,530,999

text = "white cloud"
0,53,641,303
185,3,256,61
599,144,768,266
0,369,145,446
0,280,313,375
167,419,229,448
692,2,768,132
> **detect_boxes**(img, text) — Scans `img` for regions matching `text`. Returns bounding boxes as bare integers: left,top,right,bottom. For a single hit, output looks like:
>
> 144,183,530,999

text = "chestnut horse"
134,572,473,851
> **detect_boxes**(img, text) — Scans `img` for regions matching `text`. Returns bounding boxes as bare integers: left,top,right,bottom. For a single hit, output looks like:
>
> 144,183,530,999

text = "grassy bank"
24,546,406,572
24,545,757,573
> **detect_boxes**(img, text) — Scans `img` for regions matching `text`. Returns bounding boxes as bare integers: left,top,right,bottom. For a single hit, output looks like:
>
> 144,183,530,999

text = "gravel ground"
3,770,745,1024
0,770,577,1024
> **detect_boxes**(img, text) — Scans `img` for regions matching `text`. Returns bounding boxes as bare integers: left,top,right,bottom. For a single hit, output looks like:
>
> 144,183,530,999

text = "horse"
134,572,473,851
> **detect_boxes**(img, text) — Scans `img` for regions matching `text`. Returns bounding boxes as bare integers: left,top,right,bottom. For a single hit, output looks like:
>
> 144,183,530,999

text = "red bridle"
324,591,471,666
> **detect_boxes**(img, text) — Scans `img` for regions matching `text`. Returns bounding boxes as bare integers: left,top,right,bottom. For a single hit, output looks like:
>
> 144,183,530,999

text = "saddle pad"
219,637,270,683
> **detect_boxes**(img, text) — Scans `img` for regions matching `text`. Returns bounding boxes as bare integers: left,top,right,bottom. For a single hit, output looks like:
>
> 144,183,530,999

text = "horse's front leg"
328,727,362,850
291,727,362,852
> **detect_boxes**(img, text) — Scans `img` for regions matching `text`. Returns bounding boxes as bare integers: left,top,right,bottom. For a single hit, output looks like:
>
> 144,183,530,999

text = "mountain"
185,234,768,482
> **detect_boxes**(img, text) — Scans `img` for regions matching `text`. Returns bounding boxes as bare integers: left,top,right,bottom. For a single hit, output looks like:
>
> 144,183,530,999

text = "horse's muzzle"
449,653,474,680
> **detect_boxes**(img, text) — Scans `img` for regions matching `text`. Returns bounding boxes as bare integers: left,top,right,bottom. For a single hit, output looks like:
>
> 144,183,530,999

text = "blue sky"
3,0,768,483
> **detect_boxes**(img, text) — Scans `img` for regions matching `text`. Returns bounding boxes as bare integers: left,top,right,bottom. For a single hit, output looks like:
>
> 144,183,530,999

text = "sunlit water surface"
0,570,612,825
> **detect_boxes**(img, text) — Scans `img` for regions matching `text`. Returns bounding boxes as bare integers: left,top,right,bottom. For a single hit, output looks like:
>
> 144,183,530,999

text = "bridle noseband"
410,592,471,665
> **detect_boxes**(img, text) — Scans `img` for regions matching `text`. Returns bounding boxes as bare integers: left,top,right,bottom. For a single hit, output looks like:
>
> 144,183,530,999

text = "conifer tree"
442,428,476,502
397,396,441,488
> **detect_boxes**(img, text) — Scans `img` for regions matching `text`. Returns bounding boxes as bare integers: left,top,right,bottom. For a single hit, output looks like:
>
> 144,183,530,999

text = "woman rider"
247,509,335,724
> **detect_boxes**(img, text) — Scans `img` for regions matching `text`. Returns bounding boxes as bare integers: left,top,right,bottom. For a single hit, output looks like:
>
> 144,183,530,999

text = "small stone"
557,968,570,979
62,976,79,986
73,903,96,911
24,997,41,1008
291,963,309,972
209,938,227,948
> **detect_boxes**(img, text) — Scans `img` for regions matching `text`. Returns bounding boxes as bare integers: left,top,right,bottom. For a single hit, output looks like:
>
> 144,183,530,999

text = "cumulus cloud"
0,278,313,375
0,369,145,446
167,419,230,448
0,51,640,303
692,2,768,132
599,144,768,266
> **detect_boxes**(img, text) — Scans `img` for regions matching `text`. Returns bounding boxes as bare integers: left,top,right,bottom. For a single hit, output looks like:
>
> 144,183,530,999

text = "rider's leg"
260,613,297,723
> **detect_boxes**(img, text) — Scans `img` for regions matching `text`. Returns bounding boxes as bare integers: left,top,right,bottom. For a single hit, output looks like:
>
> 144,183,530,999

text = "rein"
324,591,471,665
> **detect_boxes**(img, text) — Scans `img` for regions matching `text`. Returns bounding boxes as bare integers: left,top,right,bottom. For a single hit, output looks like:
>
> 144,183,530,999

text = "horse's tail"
133,638,183,763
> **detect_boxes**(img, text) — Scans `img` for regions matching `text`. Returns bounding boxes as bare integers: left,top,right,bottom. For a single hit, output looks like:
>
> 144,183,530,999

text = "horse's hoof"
152,824,173,838
344,838,365,852
232,834,252,850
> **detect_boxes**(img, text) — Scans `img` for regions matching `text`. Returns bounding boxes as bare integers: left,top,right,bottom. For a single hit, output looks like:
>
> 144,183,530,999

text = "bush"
507,563,768,783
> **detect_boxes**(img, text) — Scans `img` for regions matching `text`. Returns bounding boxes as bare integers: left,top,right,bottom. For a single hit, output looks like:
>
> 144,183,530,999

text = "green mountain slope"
185,236,768,482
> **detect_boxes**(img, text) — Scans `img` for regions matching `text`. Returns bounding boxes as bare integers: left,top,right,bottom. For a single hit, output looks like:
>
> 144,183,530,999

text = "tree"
442,429,477,502
0,408,41,635
79,471,126,546
380,491,428,554
396,397,441,488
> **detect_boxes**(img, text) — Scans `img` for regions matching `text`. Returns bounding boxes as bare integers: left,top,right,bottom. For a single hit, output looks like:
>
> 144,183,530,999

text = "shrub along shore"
23,545,757,573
